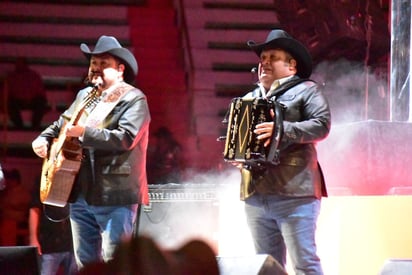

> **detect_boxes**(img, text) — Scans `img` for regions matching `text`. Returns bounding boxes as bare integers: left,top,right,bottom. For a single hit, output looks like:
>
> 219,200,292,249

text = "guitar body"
40,136,83,207
39,86,100,207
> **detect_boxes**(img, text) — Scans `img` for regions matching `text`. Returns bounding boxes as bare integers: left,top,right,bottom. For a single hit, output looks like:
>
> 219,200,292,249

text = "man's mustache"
84,71,102,85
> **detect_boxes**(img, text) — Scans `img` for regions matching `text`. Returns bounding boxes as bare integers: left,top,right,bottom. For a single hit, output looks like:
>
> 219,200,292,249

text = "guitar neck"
69,86,100,126
69,108,86,126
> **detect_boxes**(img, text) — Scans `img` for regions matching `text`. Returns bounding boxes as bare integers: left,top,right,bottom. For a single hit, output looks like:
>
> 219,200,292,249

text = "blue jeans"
41,251,77,275
70,197,138,269
244,194,323,275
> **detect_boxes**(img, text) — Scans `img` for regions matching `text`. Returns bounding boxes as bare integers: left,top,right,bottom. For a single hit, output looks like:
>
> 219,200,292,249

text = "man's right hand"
32,138,48,158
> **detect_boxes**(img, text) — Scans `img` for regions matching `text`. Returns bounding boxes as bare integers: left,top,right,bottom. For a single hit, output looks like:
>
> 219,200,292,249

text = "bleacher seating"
0,0,282,173
0,1,133,130
180,0,279,168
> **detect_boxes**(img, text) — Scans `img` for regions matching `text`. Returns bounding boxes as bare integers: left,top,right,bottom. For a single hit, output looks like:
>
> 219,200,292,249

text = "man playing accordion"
230,29,331,275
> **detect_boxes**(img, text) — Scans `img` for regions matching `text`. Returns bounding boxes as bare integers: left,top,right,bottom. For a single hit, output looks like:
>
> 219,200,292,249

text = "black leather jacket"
242,76,331,199
35,82,151,206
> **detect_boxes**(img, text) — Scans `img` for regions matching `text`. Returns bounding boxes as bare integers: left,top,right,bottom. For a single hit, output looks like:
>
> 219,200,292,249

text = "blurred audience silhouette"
79,236,219,275
4,57,48,130
147,127,184,184
0,169,31,245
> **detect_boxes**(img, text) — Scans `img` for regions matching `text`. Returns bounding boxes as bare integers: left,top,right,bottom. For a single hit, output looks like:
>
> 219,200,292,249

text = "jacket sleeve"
35,88,89,143
281,82,331,146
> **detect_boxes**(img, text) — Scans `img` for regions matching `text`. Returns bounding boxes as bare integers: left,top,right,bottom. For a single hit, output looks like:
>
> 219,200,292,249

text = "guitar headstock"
83,86,101,109
69,84,103,125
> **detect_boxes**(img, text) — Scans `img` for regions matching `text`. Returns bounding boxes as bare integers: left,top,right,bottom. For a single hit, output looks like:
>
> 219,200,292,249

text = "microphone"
92,77,103,89
84,71,103,87
84,76,103,89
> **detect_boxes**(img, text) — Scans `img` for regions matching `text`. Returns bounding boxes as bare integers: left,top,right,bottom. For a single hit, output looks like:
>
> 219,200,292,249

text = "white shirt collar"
258,74,295,97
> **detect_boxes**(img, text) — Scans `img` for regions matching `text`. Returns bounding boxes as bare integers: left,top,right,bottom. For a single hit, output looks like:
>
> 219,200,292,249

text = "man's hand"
65,123,85,138
32,139,48,158
254,122,274,147
254,109,275,147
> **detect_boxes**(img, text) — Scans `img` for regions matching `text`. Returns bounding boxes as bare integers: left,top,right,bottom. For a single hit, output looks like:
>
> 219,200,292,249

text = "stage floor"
316,195,412,275
219,195,412,275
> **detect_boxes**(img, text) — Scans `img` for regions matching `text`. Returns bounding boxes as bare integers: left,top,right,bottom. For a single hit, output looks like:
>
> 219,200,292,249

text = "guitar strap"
83,82,134,186
85,82,133,128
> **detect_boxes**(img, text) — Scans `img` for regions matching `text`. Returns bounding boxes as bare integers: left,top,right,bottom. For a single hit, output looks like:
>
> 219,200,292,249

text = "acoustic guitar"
40,85,100,207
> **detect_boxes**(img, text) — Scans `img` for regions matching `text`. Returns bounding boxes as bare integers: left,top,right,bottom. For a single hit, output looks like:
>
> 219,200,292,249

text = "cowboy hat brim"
80,36,138,83
247,30,312,78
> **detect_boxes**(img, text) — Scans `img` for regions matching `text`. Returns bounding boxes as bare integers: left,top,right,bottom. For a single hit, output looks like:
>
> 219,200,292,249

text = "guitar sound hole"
62,139,82,160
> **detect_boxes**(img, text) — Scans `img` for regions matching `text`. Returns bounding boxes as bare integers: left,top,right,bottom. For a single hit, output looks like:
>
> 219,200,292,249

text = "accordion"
221,97,284,165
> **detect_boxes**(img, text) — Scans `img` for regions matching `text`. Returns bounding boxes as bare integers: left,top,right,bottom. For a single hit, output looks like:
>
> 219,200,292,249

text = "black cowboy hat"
247,29,312,78
80,35,138,84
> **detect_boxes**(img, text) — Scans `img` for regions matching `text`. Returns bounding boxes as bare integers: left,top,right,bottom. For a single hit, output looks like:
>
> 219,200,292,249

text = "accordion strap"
266,101,285,165
265,78,314,165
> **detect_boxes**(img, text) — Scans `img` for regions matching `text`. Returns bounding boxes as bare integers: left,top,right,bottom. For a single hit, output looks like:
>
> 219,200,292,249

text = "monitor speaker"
379,259,412,275
0,246,40,275
217,254,287,275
